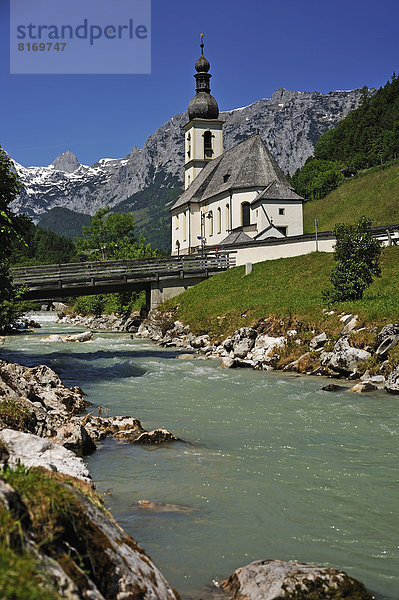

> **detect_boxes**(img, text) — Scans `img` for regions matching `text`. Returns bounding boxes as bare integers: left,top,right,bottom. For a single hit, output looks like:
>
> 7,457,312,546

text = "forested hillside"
38,207,91,239
291,74,399,200
10,217,76,265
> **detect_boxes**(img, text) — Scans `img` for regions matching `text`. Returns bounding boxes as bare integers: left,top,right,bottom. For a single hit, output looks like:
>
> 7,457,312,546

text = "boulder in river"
64,331,93,343
219,559,372,600
40,334,64,343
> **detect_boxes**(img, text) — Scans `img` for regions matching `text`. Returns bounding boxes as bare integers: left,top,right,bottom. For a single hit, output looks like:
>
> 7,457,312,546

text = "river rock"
227,327,258,358
40,334,64,343
360,373,386,387
0,429,93,484
191,335,210,348
49,422,97,456
385,368,399,394
133,428,181,444
64,331,93,342
177,353,195,360
321,384,346,392
219,559,372,600
248,335,285,365
321,337,370,374
82,415,144,442
137,320,163,341
349,381,378,393
221,357,236,368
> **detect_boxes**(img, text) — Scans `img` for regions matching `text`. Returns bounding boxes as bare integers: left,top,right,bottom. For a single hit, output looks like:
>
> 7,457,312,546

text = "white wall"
233,236,335,266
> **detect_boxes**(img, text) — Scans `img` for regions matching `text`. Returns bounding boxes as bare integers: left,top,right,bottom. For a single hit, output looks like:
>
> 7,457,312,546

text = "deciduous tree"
323,216,382,302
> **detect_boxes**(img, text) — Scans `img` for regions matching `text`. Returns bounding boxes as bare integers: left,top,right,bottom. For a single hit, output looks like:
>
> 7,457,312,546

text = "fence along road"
11,253,236,302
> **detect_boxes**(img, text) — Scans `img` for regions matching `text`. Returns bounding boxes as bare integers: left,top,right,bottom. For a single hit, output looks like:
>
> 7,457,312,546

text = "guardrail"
11,253,235,290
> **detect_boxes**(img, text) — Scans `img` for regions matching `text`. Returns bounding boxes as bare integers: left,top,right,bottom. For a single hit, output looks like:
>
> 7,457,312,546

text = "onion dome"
188,92,219,120
195,54,210,73
188,34,219,120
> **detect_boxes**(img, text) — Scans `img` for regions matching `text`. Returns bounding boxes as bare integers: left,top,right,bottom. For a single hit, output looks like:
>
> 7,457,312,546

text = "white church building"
171,38,305,255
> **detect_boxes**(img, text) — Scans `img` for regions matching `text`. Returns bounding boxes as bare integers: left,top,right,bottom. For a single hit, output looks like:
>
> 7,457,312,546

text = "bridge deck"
12,253,236,300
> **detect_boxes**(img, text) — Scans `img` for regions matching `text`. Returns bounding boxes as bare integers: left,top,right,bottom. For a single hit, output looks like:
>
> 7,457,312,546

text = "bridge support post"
145,287,152,311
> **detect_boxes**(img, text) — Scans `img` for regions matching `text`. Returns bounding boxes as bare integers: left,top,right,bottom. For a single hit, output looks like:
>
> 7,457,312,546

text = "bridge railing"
11,253,236,286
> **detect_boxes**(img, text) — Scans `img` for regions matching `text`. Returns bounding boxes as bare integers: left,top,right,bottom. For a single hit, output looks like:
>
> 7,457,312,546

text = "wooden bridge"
12,253,236,308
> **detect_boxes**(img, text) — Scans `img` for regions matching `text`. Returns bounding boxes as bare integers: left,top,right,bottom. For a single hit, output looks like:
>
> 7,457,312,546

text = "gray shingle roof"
219,230,254,245
251,180,304,203
171,134,301,211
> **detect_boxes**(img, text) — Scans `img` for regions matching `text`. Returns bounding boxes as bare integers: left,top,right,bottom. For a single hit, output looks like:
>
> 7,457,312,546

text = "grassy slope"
303,162,399,234
164,247,399,338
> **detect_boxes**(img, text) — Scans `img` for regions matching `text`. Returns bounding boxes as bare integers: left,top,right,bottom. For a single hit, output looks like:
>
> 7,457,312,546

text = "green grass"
303,161,399,234
163,247,399,339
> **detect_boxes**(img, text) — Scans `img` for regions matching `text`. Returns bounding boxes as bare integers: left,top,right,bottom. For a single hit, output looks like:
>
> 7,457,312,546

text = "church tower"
184,35,224,190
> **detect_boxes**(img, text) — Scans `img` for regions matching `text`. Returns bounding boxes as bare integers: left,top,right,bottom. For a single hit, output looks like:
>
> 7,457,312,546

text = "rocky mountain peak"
51,151,80,173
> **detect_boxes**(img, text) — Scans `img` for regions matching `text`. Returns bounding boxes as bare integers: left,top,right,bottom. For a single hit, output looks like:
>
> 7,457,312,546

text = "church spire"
188,34,219,120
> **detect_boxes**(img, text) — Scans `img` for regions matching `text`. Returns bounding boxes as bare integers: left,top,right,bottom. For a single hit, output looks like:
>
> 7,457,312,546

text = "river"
2,313,398,599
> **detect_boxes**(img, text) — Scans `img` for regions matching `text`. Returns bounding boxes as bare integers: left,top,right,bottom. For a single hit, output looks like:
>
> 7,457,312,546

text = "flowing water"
2,314,399,599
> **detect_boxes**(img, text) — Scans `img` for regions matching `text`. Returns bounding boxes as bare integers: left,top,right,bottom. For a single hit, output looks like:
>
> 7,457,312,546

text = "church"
171,38,305,255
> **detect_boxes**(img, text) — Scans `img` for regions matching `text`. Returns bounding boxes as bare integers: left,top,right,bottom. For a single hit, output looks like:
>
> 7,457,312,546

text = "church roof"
219,230,254,245
251,180,304,203
171,134,302,211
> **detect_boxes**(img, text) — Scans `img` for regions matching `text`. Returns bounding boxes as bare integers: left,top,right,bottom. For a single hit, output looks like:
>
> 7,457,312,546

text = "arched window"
187,133,191,158
175,214,179,229
204,131,213,159
208,211,213,236
242,202,250,227
183,212,187,241
217,207,221,234
226,204,230,230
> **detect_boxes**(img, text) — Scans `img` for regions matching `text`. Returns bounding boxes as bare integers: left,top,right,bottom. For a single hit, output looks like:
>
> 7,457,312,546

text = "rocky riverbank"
137,310,399,394
0,359,181,460
55,308,399,393
58,311,143,333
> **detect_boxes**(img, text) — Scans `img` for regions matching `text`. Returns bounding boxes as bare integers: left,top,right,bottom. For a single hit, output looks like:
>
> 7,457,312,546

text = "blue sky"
1,0,399,167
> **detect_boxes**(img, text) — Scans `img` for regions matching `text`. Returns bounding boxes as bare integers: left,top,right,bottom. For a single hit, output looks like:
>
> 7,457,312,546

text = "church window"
208,211,213,236
242,202,251,227
279,208,285,215
217,207,221,233
183,212,187,241
187,133,191,158
204,131,213,159
175,214,179,229
226,204,230,230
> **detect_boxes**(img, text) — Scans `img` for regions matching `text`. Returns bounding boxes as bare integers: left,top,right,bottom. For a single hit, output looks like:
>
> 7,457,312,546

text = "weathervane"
200,32,204,55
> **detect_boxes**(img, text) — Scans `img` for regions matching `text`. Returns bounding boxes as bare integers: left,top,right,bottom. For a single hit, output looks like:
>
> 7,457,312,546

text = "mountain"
10,88,365,250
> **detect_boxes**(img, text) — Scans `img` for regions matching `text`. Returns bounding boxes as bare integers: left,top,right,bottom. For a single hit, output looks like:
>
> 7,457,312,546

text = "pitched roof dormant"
171,134,303,211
